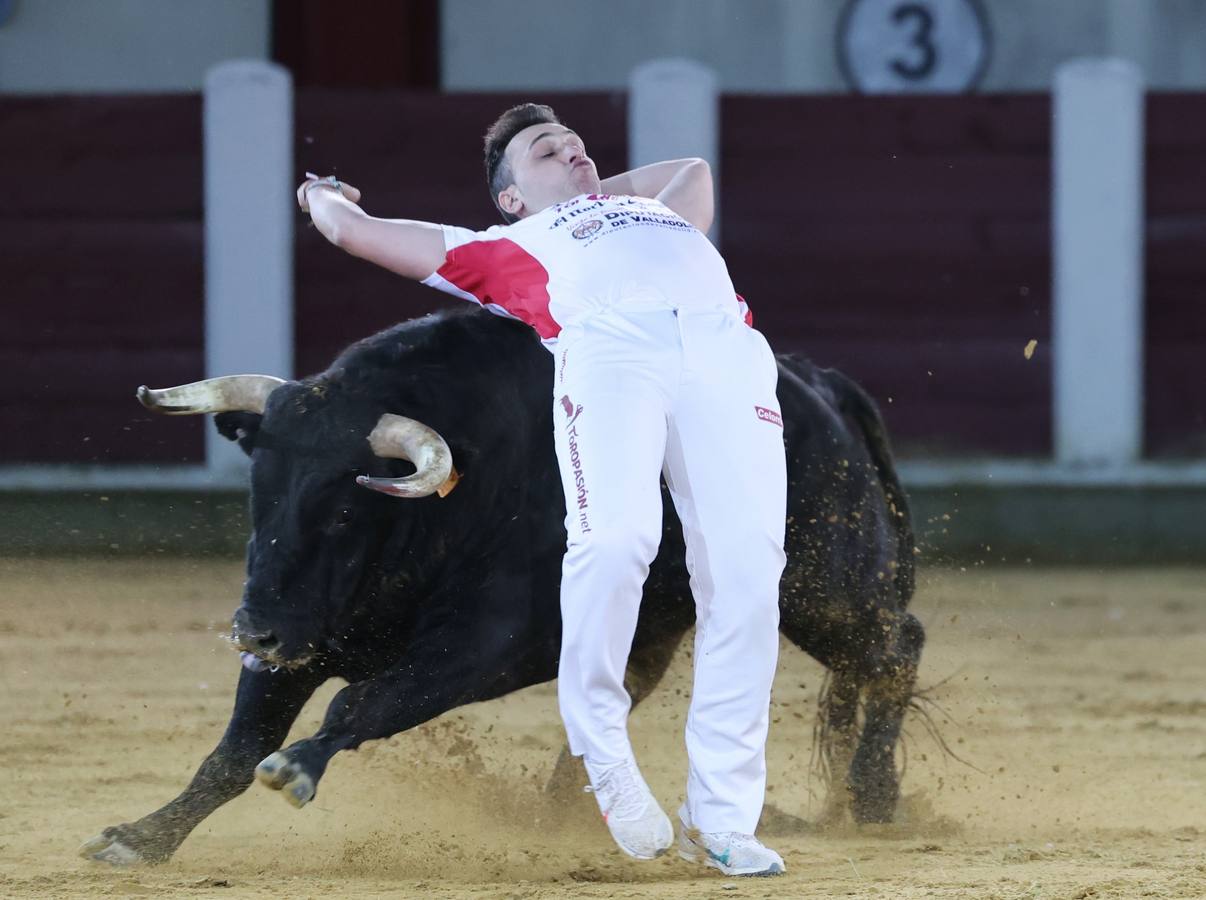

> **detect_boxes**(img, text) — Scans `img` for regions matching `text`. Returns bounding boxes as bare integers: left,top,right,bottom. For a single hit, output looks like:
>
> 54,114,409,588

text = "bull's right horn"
137,375,287,415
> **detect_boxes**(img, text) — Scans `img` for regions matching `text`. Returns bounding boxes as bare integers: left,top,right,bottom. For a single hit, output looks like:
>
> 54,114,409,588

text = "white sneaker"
583,757,674,860
677,805,785,876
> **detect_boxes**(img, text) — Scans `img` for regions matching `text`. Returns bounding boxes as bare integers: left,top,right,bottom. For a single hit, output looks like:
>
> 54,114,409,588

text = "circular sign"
837,0,991,94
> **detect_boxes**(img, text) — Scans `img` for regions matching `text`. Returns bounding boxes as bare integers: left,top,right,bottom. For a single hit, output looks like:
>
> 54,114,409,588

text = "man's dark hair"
483,103,562,224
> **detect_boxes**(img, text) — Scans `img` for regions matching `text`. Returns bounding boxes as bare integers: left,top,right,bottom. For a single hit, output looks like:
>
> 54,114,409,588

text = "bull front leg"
81,664,324,865
253,631,544,809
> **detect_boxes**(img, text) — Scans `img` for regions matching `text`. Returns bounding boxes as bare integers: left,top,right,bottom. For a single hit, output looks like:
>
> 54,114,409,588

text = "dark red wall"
722,95,1053,455
2,91,1203,464
271,0,439,89
0,96,205,463
1145,94,1206,458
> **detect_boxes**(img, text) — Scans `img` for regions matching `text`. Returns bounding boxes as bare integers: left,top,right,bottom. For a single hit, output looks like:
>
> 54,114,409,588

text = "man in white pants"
298,103,787,877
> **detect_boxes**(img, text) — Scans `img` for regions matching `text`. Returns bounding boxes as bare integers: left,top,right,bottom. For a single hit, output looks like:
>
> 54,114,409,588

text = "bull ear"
214,411,262,457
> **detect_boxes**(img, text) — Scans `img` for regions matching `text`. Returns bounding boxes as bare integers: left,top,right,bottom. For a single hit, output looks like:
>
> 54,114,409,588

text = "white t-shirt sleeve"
438,224,490,255
421,224,501,302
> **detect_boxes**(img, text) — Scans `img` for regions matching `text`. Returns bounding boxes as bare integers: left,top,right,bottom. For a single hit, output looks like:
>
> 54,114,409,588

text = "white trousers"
552,308,787,834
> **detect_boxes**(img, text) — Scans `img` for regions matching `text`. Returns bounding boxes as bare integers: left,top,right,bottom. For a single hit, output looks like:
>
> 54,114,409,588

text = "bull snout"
231,607,282,658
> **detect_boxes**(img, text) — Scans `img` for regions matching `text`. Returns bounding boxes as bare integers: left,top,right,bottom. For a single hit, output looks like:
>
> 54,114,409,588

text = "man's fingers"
297,173,326,212
297,174,360,210
297,179,315,212
297,174,362,214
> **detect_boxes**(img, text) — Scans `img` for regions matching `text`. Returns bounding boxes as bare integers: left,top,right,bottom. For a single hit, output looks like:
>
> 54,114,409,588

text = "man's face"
499,123,601,220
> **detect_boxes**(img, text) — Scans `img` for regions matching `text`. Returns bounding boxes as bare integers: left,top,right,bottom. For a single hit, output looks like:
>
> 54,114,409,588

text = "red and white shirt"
423,193,752,347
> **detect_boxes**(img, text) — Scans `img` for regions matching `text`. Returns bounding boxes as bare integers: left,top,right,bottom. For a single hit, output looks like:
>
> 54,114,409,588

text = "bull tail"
823,368,916,604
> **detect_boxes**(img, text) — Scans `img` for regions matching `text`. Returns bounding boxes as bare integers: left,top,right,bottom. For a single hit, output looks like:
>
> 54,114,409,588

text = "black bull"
82,308,924,865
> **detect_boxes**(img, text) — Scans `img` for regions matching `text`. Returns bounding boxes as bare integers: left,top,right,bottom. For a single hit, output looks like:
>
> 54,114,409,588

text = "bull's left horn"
357,413,459,499
137,375,287,415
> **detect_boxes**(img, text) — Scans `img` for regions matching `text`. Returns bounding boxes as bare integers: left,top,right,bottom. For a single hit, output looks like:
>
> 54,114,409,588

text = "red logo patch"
755,406,783,427
560,394,583,425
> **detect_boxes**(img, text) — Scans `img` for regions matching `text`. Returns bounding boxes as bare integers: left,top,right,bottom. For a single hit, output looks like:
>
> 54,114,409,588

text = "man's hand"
600,158,714,233
297,173,362,213
294,171,447,282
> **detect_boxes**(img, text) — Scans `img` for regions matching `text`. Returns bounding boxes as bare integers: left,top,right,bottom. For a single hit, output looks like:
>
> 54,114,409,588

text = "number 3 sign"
837,0,991,93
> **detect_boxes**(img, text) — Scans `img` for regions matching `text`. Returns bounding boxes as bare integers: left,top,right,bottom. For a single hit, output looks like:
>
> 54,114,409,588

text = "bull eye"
335,507,354,526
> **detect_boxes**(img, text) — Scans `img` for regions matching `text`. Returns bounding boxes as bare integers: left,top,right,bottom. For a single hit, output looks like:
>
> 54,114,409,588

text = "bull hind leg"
545,620,691,800
815,670,860,825
848,611,925,824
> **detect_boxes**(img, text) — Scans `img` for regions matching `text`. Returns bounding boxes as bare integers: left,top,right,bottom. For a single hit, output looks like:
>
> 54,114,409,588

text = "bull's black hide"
82,308,923,865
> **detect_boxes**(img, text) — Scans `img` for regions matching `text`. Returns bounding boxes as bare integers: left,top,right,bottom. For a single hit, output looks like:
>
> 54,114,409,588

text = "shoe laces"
585,760,650,821
698,830,769,856
717,832,760,849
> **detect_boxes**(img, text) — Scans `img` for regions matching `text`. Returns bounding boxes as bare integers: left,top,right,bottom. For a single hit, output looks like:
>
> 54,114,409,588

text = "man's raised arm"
599,158,714,233
298,177,447,282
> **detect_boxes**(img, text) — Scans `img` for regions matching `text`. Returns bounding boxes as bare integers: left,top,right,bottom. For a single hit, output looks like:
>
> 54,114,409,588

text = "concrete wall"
441,0,844,92
988,0,1206,91
0,0,269,93
3,0,1201,95
442,0,1206,93
8,485,1206,563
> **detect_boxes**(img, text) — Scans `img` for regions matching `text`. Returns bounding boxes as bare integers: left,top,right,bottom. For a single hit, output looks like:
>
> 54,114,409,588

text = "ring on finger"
304,177,341,198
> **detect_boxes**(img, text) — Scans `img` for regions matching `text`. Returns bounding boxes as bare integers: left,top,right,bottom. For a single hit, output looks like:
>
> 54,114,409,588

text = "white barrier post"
1052,58,1145,468
629,58,720,243
203,60,294,483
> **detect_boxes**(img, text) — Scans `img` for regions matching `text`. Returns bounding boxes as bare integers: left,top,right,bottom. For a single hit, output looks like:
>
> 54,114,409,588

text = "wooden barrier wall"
1,92,1203,463
1,96,205,464
1144,95,1206,458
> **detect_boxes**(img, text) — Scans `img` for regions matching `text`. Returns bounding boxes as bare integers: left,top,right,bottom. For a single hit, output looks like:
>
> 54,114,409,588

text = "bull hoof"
850,751,900,824
80,827,151,866
850,771,899,824
255,752,315,808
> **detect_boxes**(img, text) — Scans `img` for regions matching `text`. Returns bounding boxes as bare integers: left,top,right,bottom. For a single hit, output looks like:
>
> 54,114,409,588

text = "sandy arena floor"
2,557,1205,899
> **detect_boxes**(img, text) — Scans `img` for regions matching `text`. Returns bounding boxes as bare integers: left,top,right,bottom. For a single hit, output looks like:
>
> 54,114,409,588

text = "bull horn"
137,375,286,415
356,413,460,499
